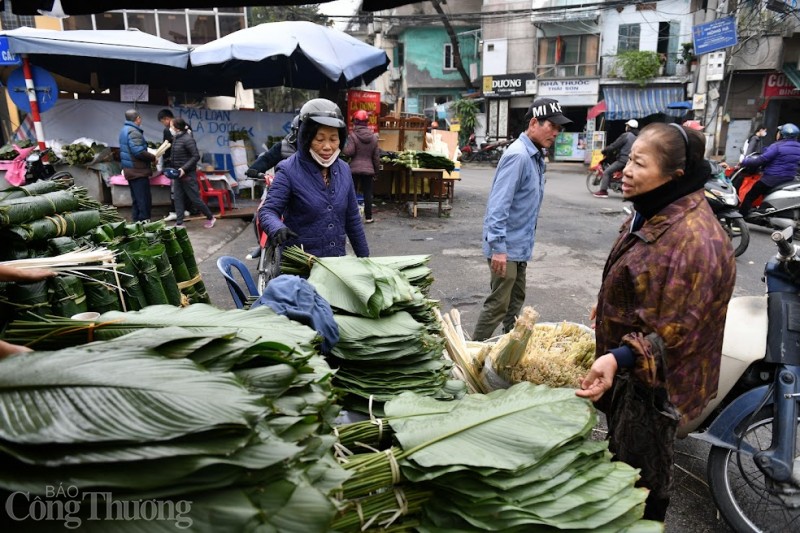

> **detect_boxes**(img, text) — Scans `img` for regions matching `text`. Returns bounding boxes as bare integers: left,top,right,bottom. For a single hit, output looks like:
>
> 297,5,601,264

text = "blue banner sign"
0,36,22,66
692,17,738,56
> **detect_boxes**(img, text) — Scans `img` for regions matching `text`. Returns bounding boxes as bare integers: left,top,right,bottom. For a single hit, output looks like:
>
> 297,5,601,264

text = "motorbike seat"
768,179,800,193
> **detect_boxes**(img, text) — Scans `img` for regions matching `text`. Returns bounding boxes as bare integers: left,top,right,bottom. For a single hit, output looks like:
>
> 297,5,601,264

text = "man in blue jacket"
739,122,800,217
119,109,156,222
472,98,572,341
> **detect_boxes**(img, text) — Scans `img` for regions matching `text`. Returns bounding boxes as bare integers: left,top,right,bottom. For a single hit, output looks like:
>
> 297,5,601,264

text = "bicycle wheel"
586,169,603,193
706,406,800,532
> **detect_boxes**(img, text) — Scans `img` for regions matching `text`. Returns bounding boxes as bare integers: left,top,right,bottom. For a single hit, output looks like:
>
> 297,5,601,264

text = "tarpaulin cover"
603,87,686,121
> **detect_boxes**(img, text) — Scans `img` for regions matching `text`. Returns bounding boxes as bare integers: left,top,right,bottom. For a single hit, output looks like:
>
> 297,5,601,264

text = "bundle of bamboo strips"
435,308,484,393
489,307,540,383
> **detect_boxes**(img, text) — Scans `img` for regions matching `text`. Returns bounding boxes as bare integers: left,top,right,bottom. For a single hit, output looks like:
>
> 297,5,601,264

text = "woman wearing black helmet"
258,98,369,258
739,122,800,217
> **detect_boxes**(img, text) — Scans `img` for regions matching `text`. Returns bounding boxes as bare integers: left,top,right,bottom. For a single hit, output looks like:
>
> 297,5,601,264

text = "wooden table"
404,168,447,218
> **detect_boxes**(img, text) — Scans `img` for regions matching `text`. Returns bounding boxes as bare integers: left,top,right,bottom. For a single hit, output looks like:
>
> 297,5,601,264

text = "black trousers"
353,173,374,220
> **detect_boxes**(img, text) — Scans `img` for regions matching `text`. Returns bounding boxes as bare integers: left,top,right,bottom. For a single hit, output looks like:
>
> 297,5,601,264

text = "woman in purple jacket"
258,98,369,258
739,122,800,216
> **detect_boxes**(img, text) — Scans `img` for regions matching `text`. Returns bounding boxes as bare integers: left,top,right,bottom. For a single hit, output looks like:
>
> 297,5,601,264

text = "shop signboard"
554,132,587,162
482,73,537,97
537,79,599,97
763,72,800,97
347,89,381,133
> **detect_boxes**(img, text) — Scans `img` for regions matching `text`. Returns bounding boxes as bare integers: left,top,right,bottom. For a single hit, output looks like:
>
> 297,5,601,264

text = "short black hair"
157,109,174,121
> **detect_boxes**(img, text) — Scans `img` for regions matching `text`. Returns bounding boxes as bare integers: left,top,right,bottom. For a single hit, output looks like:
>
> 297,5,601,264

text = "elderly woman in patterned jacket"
576,123,736,523
258,98,368,259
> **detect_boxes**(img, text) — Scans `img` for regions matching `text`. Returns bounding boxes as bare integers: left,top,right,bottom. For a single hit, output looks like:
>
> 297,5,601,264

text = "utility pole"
695,0,722,156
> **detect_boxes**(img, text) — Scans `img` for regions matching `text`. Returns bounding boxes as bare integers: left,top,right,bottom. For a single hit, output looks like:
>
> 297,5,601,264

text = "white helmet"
625,119,639,128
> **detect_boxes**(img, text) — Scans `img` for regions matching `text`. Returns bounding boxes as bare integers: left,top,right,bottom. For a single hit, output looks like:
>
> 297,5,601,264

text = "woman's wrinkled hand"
576,353,618,402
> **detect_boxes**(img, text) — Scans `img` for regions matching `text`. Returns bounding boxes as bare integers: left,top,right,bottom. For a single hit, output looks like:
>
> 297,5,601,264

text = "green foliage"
616,51,662,87
452,98,480,146
680,42,695,64
247,5,325,25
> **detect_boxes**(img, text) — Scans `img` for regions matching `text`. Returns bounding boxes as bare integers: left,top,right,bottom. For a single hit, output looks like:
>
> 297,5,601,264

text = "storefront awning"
603,87,686,120
782,63,800,91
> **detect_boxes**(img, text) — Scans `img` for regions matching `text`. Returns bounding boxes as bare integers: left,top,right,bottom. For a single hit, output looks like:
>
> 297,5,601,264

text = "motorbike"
705,162,750,257
679,225,800,532
242,169,277,294
729,162,800,237
585,156,623,194
459,134,511,165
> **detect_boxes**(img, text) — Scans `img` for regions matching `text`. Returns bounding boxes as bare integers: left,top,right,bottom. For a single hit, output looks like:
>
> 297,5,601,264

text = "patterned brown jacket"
595,189,736,425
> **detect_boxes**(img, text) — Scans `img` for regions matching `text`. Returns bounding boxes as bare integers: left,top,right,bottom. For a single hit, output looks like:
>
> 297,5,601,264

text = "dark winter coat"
118,121,155,180
169,131,200,174
743,138,800,187
343,124,380,176
603,130,638,163
258,150,369,258
596,190,736,425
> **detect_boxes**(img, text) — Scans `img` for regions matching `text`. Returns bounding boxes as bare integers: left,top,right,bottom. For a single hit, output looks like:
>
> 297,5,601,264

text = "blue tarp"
604,87,686,120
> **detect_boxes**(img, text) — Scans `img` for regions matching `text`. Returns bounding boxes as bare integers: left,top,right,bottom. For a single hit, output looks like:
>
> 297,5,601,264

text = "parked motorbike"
705,162,750,257
459,134,511,165
729,163,800,237
242,169,277,294
585,156,623,194
679,225,800,532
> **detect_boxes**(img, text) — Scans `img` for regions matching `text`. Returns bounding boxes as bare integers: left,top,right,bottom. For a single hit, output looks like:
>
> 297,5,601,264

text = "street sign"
693,16,738,56
6,65,58,114
0,36,22,66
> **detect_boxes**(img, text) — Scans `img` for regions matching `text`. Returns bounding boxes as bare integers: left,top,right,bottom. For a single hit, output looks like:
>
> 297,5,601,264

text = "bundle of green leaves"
0,308,348,531
333,384,662,532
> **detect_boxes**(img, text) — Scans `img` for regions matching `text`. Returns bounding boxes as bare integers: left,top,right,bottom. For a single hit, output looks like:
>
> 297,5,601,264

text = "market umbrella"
0,27,219,150
0,27,233,95
10,1,413,15
189,21,390,91
0,27,223,94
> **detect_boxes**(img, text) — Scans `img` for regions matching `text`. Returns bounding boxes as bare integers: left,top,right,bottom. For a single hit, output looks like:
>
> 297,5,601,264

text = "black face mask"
631,159,709,219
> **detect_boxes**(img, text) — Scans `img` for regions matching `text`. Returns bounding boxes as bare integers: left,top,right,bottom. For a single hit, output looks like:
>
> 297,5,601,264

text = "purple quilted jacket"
258,151,369,258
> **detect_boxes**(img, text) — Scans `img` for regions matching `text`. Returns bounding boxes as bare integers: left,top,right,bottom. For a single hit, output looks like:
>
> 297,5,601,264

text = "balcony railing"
536,63,599,79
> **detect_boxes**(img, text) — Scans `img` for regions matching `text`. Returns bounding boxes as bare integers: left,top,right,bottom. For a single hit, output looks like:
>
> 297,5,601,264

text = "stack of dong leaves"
282,248,466,415
0,304,347,531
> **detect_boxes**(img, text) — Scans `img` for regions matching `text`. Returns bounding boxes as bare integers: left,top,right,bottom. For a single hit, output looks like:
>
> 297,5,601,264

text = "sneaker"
593,191,609,198
184,211,191,217
164,212,177,221
173,223,184,228
203,217,217,229
364,218,374,224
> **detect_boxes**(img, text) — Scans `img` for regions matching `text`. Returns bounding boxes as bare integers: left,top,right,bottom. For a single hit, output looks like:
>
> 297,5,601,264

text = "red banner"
763,73,800,98
346,90,381,133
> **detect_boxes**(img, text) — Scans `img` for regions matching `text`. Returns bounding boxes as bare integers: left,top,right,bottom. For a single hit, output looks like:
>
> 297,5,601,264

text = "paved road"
188,161,785,532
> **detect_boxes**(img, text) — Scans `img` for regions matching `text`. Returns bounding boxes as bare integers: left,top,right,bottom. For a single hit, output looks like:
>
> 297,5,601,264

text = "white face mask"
170,128,180,135
309,148,340,168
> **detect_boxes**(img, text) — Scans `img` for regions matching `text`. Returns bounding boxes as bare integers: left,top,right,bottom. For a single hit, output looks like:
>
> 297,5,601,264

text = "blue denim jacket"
481,132,545,262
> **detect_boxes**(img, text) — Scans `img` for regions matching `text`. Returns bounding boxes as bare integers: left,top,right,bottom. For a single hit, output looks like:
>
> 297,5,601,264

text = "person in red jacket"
344,110,381,223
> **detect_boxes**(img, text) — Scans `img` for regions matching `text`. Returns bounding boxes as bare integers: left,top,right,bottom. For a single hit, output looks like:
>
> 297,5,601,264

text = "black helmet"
779,123,799,140
163,167,181,180
297,99,347,153
299,98,345,128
